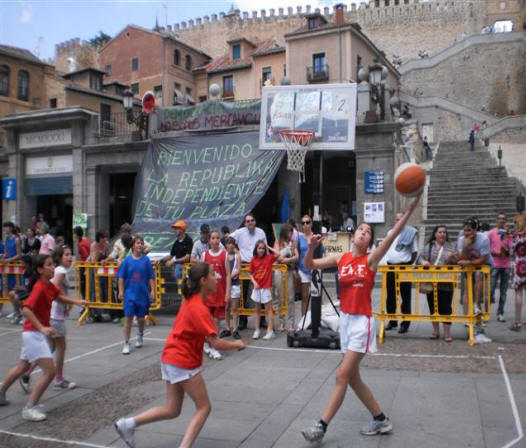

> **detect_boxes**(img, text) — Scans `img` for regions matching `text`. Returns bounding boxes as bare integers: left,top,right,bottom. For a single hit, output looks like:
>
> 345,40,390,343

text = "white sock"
125,417,136,429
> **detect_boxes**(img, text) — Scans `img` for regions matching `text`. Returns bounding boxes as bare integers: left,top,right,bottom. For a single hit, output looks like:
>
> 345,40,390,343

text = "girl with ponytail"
115,262,245,448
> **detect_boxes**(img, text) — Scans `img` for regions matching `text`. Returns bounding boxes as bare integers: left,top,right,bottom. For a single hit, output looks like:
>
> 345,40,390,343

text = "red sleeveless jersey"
204,249,227,307
337,253,375,316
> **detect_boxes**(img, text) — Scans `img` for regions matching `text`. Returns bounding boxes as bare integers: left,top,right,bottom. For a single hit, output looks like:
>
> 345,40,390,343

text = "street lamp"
122,90,151,139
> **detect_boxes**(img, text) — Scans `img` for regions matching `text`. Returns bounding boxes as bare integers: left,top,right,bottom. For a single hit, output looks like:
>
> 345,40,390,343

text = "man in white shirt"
231,213,267,330
383,213,418,333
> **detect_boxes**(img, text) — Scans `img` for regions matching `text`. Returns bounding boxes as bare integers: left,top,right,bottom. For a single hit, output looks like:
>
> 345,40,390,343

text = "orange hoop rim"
278,129,315,147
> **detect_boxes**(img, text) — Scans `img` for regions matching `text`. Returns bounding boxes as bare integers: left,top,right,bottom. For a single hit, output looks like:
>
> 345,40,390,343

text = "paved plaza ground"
0,286,524,448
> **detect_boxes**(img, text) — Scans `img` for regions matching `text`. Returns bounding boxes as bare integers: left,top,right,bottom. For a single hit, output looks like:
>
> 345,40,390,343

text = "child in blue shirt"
118,235,155,355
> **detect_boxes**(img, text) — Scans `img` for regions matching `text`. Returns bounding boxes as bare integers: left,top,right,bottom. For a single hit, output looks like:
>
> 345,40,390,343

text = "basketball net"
278,129,315,183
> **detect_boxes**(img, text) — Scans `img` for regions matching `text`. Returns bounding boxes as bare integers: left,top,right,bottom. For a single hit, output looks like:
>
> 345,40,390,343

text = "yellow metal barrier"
376,265,491,346
182,263,289,317
0,261,25,301
75,261,166,325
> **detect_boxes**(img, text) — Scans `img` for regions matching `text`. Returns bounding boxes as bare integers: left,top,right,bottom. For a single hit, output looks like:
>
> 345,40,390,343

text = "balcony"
97,112,137,138
306,64,330,83
222,89,234,100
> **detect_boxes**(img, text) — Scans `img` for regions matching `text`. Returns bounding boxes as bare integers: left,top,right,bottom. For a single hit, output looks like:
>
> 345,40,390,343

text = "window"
185,55,192,70
17,70,29,101
131,57,139,71
375,0,380,6
131,83,139,95
308,17,318,29
199,95,207,103
223,75,233,95
90,73,102,90
312,53,326,74
100,103,111,124
185,87,192,95
105,64,112,76
49,98,57,108
262,66,272,85
394,0,400,5
0,65,9,96
173,49,180,66
154,85,162,98
232,44,241,60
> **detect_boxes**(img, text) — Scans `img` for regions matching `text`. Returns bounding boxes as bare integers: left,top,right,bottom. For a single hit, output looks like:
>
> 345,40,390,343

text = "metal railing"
306,65,330,82
98,112,136,137
376,265,491,346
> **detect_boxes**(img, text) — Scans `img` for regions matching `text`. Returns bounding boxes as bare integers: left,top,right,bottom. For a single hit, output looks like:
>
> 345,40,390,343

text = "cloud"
19,1,33,24
234,0,334,14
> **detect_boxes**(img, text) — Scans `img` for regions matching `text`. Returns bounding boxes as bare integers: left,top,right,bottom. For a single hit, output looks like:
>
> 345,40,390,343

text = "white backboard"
259,83,357,151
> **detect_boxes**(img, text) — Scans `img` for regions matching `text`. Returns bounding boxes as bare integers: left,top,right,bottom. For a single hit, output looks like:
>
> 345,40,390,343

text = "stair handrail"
481,115,526,139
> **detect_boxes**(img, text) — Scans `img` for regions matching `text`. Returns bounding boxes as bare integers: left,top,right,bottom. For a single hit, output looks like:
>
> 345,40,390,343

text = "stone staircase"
425,142,518,239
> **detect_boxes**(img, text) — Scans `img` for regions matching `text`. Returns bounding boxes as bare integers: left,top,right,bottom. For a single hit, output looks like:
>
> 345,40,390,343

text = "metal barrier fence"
377,265,491,346
0,262,25,300
74,261,166,325
182,263,289,317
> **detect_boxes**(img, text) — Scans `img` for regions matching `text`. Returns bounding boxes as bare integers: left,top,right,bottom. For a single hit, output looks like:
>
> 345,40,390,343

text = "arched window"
0,65,9,96
174,49,180,65
17,70,29,101
185,54,192,70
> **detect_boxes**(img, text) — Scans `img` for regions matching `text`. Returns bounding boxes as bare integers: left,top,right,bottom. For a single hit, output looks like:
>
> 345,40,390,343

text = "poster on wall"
132,131,284,252
364,202,385,224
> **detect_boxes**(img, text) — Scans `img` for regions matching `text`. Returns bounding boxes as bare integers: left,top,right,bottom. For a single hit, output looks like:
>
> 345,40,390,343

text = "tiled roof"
0,44,46,65
251,39,285,57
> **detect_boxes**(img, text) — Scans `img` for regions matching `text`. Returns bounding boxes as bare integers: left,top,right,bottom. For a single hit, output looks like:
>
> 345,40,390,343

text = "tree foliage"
89,31,111,48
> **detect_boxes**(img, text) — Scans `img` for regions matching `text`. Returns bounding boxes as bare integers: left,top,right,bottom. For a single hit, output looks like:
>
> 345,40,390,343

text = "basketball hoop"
279,129,315,183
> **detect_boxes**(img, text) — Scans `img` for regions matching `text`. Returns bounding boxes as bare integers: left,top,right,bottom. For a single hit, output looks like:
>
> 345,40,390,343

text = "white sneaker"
114,418,136,448
122,342,131,355
22,405,46,421
208,347,223,360
54,379,76,390
252,329,260,340
203,342,212,356
263,331,275,340
135,333,143,348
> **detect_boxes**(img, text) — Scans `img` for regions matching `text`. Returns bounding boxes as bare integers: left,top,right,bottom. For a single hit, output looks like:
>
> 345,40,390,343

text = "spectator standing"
383,213,418,333
2,222,21,291
38,224,56,255
74,226,91,303
487,213,512,321
423,136,433,161
420,225,456,342
225,237,242,339
162,221,193,286
469,130,475,152
191,224,212,263
87,230,110,322
220,226,230,247
22,228,41,255
510,215,526,331
340,211,355,232
231,214,267,330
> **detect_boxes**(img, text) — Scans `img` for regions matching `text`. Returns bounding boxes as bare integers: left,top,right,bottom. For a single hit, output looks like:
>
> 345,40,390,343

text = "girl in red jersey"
201,230,231,360
249,240,280,340
115,263,244,448
301,194,421,443
0,255,88,421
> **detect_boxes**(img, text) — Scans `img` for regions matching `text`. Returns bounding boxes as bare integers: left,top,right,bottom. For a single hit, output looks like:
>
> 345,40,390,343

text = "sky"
0,0,342,61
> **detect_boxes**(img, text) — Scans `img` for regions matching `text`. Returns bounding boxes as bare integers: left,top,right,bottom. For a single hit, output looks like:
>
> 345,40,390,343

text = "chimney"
334,3,345,25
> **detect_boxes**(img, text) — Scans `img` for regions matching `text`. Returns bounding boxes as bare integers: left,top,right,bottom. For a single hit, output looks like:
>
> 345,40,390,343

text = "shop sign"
364,170,384,194
26,154,73,176
73,213,88,231
2,178,16,201
19,128,72,149
322,232,351,257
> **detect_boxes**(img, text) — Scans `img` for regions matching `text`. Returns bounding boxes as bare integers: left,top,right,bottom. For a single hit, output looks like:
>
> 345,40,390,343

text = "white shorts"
161,362,202,384
50,319,66,338
251,288,272,304
20,331,53,363
339,313,377,354
230,284,240,300
298,270,311,284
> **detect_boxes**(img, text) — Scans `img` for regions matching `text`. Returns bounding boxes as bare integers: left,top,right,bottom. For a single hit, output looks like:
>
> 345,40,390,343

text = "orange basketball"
394,163,426,197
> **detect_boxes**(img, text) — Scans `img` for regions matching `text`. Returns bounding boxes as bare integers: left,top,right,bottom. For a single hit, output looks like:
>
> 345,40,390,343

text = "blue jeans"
491,267,510,315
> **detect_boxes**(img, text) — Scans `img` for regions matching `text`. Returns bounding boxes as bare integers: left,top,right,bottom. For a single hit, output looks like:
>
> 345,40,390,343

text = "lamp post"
122,90,149,139
368,60,388,121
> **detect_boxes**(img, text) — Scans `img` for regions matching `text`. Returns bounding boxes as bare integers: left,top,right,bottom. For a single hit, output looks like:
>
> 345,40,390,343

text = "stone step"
427,189,515,196
429,180,513,186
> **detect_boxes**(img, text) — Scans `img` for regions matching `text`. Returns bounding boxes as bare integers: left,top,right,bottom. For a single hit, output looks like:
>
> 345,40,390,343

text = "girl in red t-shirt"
301,194,421,443
115,262,244,448
0,254,88,422
249,240,279,340
202,230,231,360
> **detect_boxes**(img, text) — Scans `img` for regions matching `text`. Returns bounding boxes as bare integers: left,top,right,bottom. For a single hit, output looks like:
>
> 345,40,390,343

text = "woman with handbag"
420,225,457,342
